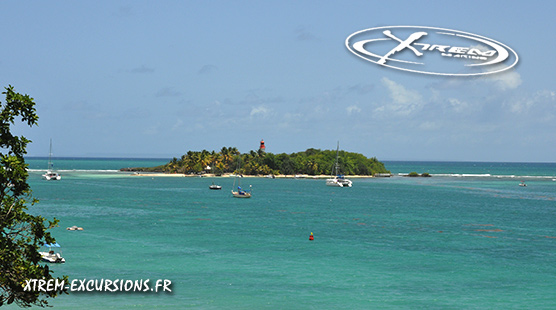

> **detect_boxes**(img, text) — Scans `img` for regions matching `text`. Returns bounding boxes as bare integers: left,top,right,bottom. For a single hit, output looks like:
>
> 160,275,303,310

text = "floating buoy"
309,232,314,241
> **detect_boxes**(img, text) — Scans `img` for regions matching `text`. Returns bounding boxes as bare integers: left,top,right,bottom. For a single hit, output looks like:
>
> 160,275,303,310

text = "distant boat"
209,182,222,190
326,142,352,187
231,183,252,198
42,139,61,181
519,181,527,187
231,158,252,198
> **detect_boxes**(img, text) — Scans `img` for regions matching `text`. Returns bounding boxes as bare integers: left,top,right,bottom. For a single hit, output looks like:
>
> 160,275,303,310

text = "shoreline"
130,173,383,179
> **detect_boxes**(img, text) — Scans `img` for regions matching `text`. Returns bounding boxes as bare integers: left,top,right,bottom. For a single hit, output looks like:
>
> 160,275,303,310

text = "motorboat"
209,182,222,190
66,225,84,231
39,243,65,263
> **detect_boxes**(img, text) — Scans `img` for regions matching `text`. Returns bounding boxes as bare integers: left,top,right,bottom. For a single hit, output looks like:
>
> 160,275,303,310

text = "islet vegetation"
121,147,390,176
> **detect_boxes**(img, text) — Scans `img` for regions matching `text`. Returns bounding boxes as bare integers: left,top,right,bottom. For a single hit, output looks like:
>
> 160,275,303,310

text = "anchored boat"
42,139,61,181
326,142,352,187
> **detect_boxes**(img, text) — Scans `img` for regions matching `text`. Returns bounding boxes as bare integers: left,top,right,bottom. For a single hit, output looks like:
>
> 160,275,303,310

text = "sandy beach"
130,173,385,179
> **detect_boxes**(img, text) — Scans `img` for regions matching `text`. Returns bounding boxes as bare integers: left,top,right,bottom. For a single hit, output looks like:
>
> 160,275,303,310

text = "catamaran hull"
326,178,352,187
42,173,61,181
326,179,343,187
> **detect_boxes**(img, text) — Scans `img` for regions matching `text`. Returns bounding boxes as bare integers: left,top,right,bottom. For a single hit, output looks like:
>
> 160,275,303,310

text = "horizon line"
23,156,556,165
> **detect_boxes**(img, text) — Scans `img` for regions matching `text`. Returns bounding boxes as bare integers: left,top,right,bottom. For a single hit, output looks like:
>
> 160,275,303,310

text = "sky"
1,1,555,162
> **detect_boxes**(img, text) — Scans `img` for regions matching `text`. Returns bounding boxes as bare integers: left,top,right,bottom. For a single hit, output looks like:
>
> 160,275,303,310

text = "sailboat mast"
48,139,53,170
334,141,340,176
232,155,241,189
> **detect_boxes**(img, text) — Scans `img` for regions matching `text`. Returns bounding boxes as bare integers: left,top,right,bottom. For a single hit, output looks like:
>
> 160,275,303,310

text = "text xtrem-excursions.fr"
23,279,172,293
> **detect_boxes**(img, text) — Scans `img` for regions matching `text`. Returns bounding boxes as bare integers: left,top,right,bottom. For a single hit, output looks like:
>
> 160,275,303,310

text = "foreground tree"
0,85,66,307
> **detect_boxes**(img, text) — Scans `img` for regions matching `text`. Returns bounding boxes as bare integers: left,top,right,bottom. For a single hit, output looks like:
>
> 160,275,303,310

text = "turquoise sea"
10,158,556,309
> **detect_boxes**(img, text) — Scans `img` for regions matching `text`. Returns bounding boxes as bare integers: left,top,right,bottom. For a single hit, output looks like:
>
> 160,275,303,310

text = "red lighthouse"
259,139,266,152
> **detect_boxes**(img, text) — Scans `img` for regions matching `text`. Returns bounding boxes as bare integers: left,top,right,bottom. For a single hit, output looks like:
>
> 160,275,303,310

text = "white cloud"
250,105,271,118
448,98,469,113
143,124,159,136
494,71,522,90
378,77,423,116
346,105,361,115
419,121,440,130
539,90,556,100
465,45,521,91
481,68,522,91
171,119,183,131
312,105,328,116
506,98,533,114
504,89,556,114
210,100,221,109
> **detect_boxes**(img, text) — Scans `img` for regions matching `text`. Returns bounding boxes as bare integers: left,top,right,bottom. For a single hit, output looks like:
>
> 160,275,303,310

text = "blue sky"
1,1,555,162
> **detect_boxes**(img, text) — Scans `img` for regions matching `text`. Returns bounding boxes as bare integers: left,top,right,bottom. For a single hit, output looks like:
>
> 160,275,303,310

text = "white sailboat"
42,139,61,181
231,178,252,198
231,158,252,198
326,142,352,187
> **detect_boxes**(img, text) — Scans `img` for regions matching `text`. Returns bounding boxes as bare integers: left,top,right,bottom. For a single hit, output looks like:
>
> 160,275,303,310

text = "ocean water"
9,158,556,309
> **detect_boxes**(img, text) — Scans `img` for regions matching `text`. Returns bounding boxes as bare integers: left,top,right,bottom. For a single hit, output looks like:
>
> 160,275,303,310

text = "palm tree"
210,151,222,174
167,157,179,173
199,150,211,172
221,147,235,172
305,159,319,175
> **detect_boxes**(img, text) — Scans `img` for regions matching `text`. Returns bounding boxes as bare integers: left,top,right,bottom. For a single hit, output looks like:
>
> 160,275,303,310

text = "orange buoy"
309,232,314,241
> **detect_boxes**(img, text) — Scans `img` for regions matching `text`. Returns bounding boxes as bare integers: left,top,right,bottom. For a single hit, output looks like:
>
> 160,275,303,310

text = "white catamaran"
42,139,61,181
326,142,352,187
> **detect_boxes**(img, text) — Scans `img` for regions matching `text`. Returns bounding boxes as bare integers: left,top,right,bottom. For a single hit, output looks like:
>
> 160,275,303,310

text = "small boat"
231,158,252,198
519,181,527,187
232,185,252,198
39,243,65,263
66,225,84,231
326,142,352,187
42,139,61,181
209,182,222,190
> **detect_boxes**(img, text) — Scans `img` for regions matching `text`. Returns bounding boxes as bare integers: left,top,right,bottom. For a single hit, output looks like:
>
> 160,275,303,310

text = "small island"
405,172,432,177
121,146,390,177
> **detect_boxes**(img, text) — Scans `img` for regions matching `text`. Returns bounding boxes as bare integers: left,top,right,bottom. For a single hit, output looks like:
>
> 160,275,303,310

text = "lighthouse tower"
259,139,266,152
